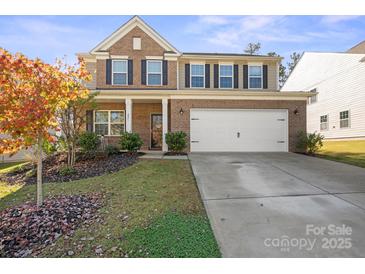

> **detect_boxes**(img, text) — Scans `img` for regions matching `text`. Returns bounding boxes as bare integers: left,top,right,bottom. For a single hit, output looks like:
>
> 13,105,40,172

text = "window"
308,94,317,104
248,65,262,89
320,115,328,131
112,60,128,85
133,37,141,50
147,60,162,86
219,64,233,88
94,110,125,136
191,64,205,88
340,110,350,128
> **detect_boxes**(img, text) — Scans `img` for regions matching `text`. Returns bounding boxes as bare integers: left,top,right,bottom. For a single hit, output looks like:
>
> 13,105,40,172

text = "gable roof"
90,16,180,55
281,52,365,91
347,40,365,54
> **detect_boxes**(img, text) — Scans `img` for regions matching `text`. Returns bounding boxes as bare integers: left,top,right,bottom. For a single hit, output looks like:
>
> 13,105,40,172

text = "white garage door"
190,109,288,152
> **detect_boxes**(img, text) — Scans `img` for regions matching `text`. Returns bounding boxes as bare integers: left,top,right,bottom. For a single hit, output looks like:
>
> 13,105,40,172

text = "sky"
0,15,364,65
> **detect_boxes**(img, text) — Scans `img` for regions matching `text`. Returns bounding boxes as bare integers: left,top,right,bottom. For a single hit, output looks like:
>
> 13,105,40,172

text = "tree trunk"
36,137,43,207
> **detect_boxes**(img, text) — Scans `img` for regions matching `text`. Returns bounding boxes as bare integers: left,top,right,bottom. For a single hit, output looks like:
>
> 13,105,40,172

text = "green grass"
0,161,28,173
317,140,365,168
123,212,221,258
0,159,220,258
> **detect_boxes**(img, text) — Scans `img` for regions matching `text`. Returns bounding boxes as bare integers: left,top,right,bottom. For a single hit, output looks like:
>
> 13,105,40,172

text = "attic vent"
133,37,141,50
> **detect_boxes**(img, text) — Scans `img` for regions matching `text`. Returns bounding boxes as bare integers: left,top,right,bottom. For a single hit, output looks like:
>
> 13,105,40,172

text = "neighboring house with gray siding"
281,50,365,140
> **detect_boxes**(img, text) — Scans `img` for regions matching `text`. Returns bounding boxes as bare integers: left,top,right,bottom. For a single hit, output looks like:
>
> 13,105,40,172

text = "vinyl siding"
307,62,365,139
282,52,365,139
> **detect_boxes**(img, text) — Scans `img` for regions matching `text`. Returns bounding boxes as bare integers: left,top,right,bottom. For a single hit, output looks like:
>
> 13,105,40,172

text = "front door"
150,114,163,149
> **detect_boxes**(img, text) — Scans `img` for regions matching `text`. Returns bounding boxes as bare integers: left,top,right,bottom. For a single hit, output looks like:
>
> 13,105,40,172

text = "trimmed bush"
59,165,76,176
296,131,324,155
120,132,143,152
165,131,187,153
105,145,120,156
78,132,100,153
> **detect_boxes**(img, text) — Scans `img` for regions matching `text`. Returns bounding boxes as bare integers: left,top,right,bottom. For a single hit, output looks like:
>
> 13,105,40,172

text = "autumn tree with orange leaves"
0,48,91,206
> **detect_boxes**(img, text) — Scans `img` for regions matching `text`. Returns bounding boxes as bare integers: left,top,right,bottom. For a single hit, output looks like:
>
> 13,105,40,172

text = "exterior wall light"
293,108,299,115
179,108,184,115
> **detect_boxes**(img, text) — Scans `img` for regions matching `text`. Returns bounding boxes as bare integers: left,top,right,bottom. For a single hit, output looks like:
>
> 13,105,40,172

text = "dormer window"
112,60,128,85
147,60,162,86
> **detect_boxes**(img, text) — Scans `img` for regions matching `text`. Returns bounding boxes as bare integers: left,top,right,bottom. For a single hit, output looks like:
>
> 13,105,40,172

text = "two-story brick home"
77,16,311,152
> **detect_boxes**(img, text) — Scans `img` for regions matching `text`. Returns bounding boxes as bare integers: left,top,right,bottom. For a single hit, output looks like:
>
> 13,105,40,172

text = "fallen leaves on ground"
0,193,103,258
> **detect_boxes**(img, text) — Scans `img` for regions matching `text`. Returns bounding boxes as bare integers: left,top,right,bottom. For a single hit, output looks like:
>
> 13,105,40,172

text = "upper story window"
320,115,328,131
191,64,205,88
147,60,162,86
340,110,350,128
219,64,233,89
248,65,263,89
94,110,125,136
112,60,128,85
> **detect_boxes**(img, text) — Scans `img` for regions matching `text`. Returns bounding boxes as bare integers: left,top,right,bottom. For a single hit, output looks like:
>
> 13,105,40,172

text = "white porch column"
162,98,168,152
125,98,132,133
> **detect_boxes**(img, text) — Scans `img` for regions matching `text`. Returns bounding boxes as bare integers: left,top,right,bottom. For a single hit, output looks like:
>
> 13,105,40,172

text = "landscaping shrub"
165,131,187,153
78,132,100,154
296,131,324,155
105,145,120,156
59,165,77,176
120,132,143,152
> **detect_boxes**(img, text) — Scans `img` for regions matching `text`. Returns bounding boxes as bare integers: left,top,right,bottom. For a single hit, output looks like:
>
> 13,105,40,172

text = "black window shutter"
141,60,146,85
214,64,219,88
185,64,190,88
106,59,112,85
86,110,94,132
163,60,168,85
128,60,133,85
243,65,248,89
263,65,268,89
205,64,210,88
234,64,239,89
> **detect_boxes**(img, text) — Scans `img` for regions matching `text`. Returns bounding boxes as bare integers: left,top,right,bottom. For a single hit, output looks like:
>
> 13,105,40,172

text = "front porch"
93,98,169,151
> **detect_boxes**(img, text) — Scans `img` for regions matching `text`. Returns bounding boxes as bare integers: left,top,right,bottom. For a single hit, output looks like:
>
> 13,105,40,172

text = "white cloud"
14,18,83,34
321,15,360,24
198,16,230,26
184,16,362,53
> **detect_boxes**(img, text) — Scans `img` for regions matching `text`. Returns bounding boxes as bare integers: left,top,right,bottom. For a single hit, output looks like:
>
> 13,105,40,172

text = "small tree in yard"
120,132,143,153
57,58,94,167
296,131,324,155
0,48,90,206
165,131,187,153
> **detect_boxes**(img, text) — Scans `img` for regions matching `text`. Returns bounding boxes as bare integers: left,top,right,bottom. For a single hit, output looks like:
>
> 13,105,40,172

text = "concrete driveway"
189,152,365,257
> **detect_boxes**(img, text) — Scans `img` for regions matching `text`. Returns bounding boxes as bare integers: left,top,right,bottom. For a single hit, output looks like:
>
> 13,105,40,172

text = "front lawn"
317,140,365,168
0,159,220,258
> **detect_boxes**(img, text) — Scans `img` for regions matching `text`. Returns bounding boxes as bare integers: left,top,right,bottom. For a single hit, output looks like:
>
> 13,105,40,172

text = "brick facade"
132,103,162,150
96,26,177,90
92,102,162,150
169,99,306,152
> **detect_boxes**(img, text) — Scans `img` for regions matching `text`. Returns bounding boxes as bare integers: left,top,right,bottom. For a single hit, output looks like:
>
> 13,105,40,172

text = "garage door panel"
190,109,288,152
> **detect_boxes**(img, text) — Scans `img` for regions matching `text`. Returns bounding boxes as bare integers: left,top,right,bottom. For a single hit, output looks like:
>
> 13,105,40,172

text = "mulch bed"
164,152,188,156
0,193,103,258
0,152,138,185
